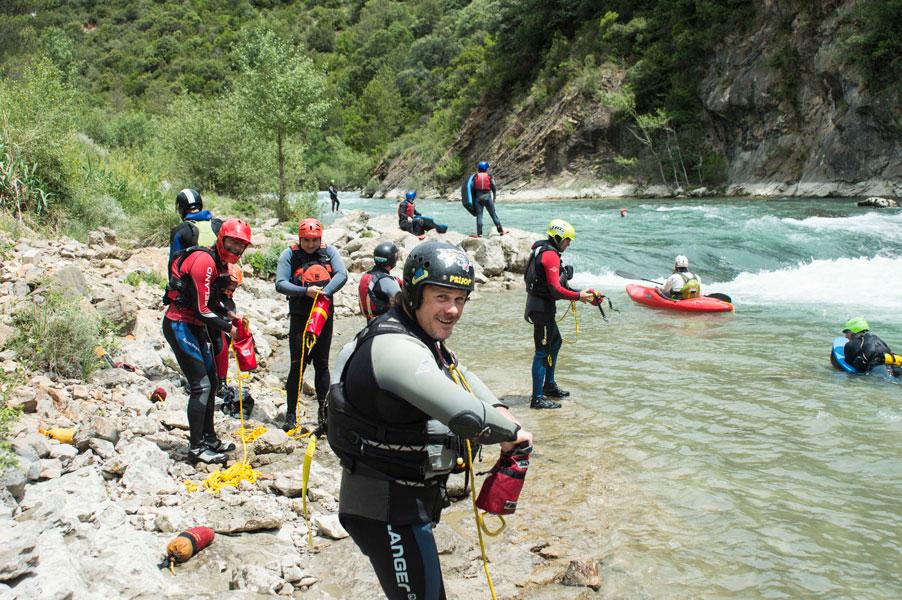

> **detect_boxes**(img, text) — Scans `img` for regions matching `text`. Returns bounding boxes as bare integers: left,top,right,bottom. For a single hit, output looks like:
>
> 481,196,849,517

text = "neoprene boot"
282,414,297,432
204,436,236,453
542,381,570,398
530,395,561,409
188,445,227,465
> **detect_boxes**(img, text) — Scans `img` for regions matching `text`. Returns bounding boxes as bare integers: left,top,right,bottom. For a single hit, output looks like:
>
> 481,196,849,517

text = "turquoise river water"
320,193,902,599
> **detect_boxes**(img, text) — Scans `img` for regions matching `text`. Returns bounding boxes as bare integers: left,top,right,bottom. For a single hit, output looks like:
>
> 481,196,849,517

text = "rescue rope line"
184,342,261,493
287,291,321,436
449,364,499,600
557,300,579,344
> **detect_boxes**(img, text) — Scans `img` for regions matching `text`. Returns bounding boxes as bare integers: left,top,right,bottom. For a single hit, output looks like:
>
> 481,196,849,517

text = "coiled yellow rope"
558,299,579,344
184,342,261,493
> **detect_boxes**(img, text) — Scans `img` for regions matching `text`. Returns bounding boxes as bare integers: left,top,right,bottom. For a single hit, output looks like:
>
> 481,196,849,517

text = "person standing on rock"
328,241,533,600
466,161,507,238
275,218,347,431
523,219,594,409
162,218,253,464
168,188,222,267
328,180,341,214
358,242,402,320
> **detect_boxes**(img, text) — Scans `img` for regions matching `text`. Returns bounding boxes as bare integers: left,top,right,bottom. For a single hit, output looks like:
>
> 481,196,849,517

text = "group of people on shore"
159,181,898,599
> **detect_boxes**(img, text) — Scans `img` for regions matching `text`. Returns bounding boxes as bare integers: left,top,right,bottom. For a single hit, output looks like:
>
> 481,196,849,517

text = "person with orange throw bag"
275,218,347,431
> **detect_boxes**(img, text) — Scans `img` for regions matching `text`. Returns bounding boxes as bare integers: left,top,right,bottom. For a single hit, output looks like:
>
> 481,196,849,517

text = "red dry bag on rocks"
475,443,531,515
231,319,258,372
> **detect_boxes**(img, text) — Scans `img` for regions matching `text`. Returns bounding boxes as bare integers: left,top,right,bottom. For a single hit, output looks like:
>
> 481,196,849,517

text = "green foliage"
244,245,283,279
10,286,103,380
124,269,166,289
0,368,24,471
843,0,902,94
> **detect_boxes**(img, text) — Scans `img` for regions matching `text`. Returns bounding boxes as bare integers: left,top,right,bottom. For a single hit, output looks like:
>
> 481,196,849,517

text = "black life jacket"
854,333,894,372
326,313,467,485
163,246,217,309
524,239,560,299
358,268,400,320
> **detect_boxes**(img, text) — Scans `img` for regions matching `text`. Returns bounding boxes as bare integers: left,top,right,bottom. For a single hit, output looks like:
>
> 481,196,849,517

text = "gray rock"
123,392,154,416
92,367,143,388
313,514,348,540
561,560,601,591
253,429,295,455
92,416,120,444
159,411,190,430
19,466,108,533
0,467,25,501
39,458,63,480
230,564,284,594
119,338,164,375
53,266,91,298
6,387,35,413
14,433,51,458
48,443,78,462
101,456,128,478
0,518,38,582
272,473,304,498
120,438,178,495
88,438,115,460
72,423,97,452
128,415,159,436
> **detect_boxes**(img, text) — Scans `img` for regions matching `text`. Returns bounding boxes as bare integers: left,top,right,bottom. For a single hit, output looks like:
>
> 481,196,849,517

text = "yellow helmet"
546,219,575,242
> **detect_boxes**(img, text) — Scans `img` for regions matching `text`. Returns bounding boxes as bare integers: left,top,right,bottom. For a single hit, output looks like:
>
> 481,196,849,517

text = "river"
320,192,902,599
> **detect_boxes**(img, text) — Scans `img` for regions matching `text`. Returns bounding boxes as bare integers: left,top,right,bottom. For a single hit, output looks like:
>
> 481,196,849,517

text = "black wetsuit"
328,184,340,213
844,333,901,376
331,307,519,600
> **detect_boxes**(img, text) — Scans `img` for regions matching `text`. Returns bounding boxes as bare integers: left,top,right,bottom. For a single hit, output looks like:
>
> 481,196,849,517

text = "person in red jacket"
162,218,252,464
523,219,594,409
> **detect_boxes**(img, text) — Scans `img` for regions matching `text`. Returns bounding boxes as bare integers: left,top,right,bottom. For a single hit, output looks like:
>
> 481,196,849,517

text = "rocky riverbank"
0,212,604,599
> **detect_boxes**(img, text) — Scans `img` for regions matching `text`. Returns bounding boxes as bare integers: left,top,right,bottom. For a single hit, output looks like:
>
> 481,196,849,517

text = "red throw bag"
475,443,531,515
231,319,258,372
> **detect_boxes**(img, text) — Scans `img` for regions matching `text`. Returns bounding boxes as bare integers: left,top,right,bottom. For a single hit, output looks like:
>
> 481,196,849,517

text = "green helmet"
842,317,869,334
330,179,335,184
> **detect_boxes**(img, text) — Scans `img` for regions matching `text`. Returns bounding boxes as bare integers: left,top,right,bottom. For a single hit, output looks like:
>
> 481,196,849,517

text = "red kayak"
626,284,733,313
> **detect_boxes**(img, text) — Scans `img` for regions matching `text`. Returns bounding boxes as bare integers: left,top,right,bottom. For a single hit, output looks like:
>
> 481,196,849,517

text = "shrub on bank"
11,287,104,381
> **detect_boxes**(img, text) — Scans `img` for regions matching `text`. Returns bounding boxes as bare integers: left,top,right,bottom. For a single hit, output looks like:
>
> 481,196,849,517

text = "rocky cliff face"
375,0,900,199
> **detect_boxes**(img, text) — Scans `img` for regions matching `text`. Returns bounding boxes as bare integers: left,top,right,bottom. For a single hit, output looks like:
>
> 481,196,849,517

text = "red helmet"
298,218,323,239
216,218,252,264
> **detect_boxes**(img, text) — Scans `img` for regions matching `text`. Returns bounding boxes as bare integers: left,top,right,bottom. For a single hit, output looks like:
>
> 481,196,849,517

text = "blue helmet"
477,161,489,171
405,190,416,200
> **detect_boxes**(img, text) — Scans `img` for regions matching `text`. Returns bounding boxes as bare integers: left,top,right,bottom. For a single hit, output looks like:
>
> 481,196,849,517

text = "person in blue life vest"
358,242,402,320
524,219,595,409
841,317,902,377
329,240,533,600
398,191,438,238
162,218,252,464
275,218,348,431
467,161,507,238
168,189,222,267
658,255,701,300
328,180,340,214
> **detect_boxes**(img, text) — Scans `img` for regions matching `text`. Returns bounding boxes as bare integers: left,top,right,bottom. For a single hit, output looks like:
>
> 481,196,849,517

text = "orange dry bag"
161,526,215,573
231,318,258,371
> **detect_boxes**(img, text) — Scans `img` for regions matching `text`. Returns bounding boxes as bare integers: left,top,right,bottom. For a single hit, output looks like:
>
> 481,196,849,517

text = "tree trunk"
277,127,286,220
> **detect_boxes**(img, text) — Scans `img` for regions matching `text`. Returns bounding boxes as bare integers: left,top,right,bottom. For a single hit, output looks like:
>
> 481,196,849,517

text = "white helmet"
674,255,689,269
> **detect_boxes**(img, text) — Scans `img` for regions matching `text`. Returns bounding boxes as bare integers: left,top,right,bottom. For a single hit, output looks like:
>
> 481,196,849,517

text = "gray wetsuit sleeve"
376,275,401,299
321,245,347,297
369,334,519,444
275,248,307,297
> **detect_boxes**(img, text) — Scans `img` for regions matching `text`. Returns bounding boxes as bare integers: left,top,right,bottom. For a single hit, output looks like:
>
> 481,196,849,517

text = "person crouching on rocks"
162,218,252,464
329,240,533,600
398,191,438,239
275,218,347,431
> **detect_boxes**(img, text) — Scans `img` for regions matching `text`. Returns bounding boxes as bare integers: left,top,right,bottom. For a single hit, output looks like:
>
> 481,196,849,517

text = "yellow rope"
558,300,579,344
286,291,321,435
183,341,262,493
448,364,498,600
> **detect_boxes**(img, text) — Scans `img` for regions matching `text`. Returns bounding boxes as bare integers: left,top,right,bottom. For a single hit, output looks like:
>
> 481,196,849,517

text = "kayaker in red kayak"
658,255,701,300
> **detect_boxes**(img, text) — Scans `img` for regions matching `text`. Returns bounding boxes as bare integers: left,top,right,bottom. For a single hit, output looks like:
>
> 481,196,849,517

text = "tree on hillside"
232,28,332,221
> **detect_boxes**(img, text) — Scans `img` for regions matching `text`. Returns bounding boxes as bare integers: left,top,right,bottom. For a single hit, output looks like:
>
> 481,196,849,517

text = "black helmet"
374,241,399,269
176,188,203,218
402,241,475,312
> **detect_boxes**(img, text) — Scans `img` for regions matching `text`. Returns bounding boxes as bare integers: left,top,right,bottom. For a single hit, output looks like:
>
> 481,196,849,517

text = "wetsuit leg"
306,313,333,401
211,329,229,380
530,311,555,397
475,199,485,236
340,515,446,600
545,334,563,384
163,319,216,447
286,313,306,420
484,197,503,233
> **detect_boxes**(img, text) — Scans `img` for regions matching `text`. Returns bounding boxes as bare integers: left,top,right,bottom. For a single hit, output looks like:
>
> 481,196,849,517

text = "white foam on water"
715,256,902,309
782,211,902,243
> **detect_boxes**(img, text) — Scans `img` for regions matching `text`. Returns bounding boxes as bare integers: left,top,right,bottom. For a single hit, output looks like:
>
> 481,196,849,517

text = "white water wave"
715,256,902,308
782,212,902,242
